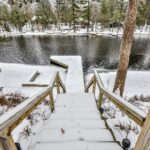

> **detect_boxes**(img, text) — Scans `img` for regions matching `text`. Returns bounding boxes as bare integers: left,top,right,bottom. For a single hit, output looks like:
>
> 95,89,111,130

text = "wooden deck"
31,93,122,150
50,56,85,93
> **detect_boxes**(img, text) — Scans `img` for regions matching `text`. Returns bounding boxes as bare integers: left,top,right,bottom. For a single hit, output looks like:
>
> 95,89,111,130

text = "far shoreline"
0,31,150,38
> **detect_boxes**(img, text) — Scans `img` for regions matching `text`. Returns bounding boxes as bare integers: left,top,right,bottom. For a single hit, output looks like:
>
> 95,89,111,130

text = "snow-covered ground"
86,71,150,98
0,62,66,96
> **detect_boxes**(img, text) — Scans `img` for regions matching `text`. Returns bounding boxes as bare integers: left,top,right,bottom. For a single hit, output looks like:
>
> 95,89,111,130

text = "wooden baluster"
58,76,66,93
85,75,95,92
134,110,150,150
92,76,96,94
49,90,54,112
98,91,103,110
56,74,60,94
85,87,88,93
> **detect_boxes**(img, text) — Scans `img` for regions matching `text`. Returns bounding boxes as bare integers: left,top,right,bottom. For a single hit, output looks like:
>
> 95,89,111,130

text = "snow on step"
33,142,122,150
32,141,87,150
43,119,106,129
50,112,101,120
50,56,84,93
33,128,114,142
55,93,99,113
87,142,122,150
55,107,98,113
32,93,122,150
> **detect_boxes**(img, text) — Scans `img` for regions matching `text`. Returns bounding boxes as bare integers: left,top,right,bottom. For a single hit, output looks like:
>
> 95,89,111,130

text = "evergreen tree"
118,0,126,22
90,0,100,31
108,0,116,22
55,0,65,30
99,0,109,27
10,6,27,31
0,5,10,32
69,0,80,32
35,1,55,29
137,0,150,26
72,0,76,32
81,0,91,31
1,0,149,32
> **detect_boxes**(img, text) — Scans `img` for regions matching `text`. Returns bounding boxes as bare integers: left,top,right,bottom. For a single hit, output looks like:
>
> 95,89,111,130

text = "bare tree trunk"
91,21,93,31
113,0,138,97
87,0,90,32
72,0,76,33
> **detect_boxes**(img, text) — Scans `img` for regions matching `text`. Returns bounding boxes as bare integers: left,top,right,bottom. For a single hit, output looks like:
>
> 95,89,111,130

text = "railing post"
57,75,66,93
56,74,60,94
85,87,88,93
0,133,17,150
7,134,17,150
0,142,5,150
98,91,103,110
134,110,150,150
92,76,96,94
49,90,54,112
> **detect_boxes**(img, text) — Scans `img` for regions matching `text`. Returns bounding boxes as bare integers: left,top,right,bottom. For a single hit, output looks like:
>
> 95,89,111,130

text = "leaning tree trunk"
113,0,138,97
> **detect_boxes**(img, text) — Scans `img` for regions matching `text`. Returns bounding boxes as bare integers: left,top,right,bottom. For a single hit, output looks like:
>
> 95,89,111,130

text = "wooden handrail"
86,70,150,150
86,71,147,126
0,71,66,150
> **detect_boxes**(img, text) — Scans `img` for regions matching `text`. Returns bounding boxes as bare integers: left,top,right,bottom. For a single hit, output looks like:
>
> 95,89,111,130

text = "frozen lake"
0,35,150,72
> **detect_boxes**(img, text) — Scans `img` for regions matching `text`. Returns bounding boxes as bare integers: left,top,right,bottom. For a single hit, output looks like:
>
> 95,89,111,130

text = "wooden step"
43,119,106,129
33,141,122,150
31,93,122,150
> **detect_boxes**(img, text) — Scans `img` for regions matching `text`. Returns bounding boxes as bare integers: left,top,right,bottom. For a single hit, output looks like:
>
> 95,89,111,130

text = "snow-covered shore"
86,71,150,98
0,62,67,96
2,62,150,99
0,28,150,37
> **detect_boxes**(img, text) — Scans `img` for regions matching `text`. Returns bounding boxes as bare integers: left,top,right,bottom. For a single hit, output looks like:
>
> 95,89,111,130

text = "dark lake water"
0,35,150,72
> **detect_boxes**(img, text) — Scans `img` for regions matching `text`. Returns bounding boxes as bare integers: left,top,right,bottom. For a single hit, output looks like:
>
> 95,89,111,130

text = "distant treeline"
0,0,149,32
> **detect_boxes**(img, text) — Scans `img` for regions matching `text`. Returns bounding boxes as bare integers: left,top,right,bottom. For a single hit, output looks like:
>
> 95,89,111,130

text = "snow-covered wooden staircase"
0,56,149,150
31,93,122,150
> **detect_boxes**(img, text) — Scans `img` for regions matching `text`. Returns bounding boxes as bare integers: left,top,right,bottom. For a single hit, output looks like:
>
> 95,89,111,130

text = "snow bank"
86,71,150,98
0,62,66,97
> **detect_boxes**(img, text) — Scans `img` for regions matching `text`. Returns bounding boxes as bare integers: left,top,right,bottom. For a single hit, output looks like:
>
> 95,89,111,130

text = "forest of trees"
0,0,149,32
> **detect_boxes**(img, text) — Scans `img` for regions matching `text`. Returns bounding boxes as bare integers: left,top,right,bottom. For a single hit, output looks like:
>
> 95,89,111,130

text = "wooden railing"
0,71,66,150
85,70,150,150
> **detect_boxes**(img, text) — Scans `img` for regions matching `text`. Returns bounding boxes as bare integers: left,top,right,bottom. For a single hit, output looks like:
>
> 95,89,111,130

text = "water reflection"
0,35,149,72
